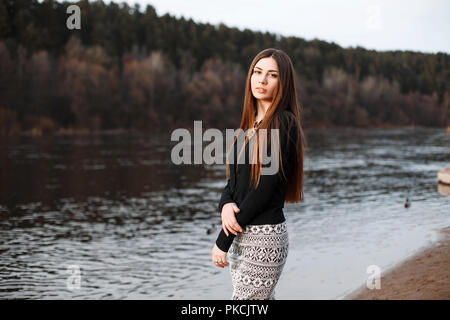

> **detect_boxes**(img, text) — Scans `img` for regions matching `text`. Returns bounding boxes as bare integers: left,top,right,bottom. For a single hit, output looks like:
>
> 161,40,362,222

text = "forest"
0,0,448,136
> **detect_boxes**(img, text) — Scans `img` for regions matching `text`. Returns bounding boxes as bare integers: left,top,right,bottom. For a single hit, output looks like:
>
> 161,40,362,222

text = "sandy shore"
344,227,450,300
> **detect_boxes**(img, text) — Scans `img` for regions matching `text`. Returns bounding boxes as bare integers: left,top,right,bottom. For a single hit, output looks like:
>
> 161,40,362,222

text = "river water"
0,128,449,299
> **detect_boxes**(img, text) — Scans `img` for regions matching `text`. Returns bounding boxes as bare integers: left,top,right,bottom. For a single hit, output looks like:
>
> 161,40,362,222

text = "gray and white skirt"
228,221,289,300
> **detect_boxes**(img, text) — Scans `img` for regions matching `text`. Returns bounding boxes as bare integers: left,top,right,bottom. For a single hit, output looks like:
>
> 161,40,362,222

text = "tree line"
0,0,448,136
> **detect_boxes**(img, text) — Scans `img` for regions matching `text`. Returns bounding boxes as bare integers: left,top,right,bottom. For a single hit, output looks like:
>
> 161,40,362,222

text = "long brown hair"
226,48,306,203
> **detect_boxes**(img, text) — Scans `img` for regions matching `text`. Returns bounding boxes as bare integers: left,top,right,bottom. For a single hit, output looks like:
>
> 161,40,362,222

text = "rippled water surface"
0,128,449,299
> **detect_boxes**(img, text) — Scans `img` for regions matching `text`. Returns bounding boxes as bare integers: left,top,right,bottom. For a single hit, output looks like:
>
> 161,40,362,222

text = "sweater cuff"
215,228,236,252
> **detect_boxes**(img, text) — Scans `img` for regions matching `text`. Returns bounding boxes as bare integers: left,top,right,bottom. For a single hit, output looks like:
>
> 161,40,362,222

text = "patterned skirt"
228,221,289,300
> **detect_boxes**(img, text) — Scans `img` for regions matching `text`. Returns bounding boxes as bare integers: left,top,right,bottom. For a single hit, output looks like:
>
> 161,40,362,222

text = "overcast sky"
101,0,449,53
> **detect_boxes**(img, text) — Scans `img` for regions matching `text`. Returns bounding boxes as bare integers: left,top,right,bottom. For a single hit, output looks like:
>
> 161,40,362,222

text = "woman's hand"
221,202,243,237
212,243,229,268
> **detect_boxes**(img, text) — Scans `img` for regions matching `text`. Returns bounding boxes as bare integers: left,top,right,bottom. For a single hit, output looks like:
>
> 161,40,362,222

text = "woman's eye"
253,70,277,77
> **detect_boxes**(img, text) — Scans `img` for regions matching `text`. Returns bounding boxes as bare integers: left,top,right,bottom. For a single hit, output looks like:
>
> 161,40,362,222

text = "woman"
211,48,306,300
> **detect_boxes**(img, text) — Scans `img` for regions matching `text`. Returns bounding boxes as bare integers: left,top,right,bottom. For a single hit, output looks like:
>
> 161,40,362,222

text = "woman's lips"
256,88,266,93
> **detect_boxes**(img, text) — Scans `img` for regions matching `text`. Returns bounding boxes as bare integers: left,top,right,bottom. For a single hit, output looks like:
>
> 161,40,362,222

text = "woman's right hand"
221,202,243,237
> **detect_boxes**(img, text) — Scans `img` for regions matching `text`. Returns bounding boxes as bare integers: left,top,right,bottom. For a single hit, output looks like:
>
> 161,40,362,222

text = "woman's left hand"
212,244,229,268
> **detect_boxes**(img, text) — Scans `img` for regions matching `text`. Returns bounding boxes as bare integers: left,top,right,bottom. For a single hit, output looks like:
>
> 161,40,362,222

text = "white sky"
104,0,449,53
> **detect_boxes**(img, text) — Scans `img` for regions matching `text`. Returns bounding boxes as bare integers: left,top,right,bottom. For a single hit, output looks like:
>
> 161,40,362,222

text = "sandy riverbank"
344,226,450,299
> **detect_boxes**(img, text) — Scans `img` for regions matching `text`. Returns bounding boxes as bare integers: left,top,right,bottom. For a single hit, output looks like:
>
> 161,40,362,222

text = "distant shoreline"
1,124,448,138
344,226,450,300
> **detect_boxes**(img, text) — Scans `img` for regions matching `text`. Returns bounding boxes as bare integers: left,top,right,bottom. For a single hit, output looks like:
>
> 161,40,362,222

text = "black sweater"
215,110,298,252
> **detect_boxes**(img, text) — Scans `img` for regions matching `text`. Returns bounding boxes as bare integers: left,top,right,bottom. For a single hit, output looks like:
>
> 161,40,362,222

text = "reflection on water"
0,128,449,299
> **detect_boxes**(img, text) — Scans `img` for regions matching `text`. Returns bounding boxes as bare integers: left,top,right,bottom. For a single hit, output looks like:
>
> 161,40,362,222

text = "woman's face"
251,57,279,101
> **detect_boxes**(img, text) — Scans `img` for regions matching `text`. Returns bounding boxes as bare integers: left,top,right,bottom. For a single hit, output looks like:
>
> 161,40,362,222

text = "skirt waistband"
242,221,287,235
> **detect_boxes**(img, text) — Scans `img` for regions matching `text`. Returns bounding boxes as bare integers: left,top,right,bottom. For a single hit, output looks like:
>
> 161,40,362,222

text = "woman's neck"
256,100,270,122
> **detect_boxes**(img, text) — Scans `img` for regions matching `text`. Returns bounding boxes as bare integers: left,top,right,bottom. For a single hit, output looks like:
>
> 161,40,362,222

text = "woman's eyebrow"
254,66,278,73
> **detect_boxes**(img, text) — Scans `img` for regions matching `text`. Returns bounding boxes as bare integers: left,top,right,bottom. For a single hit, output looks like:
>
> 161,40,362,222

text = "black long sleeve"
218,177,234,213
215,111,298,252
